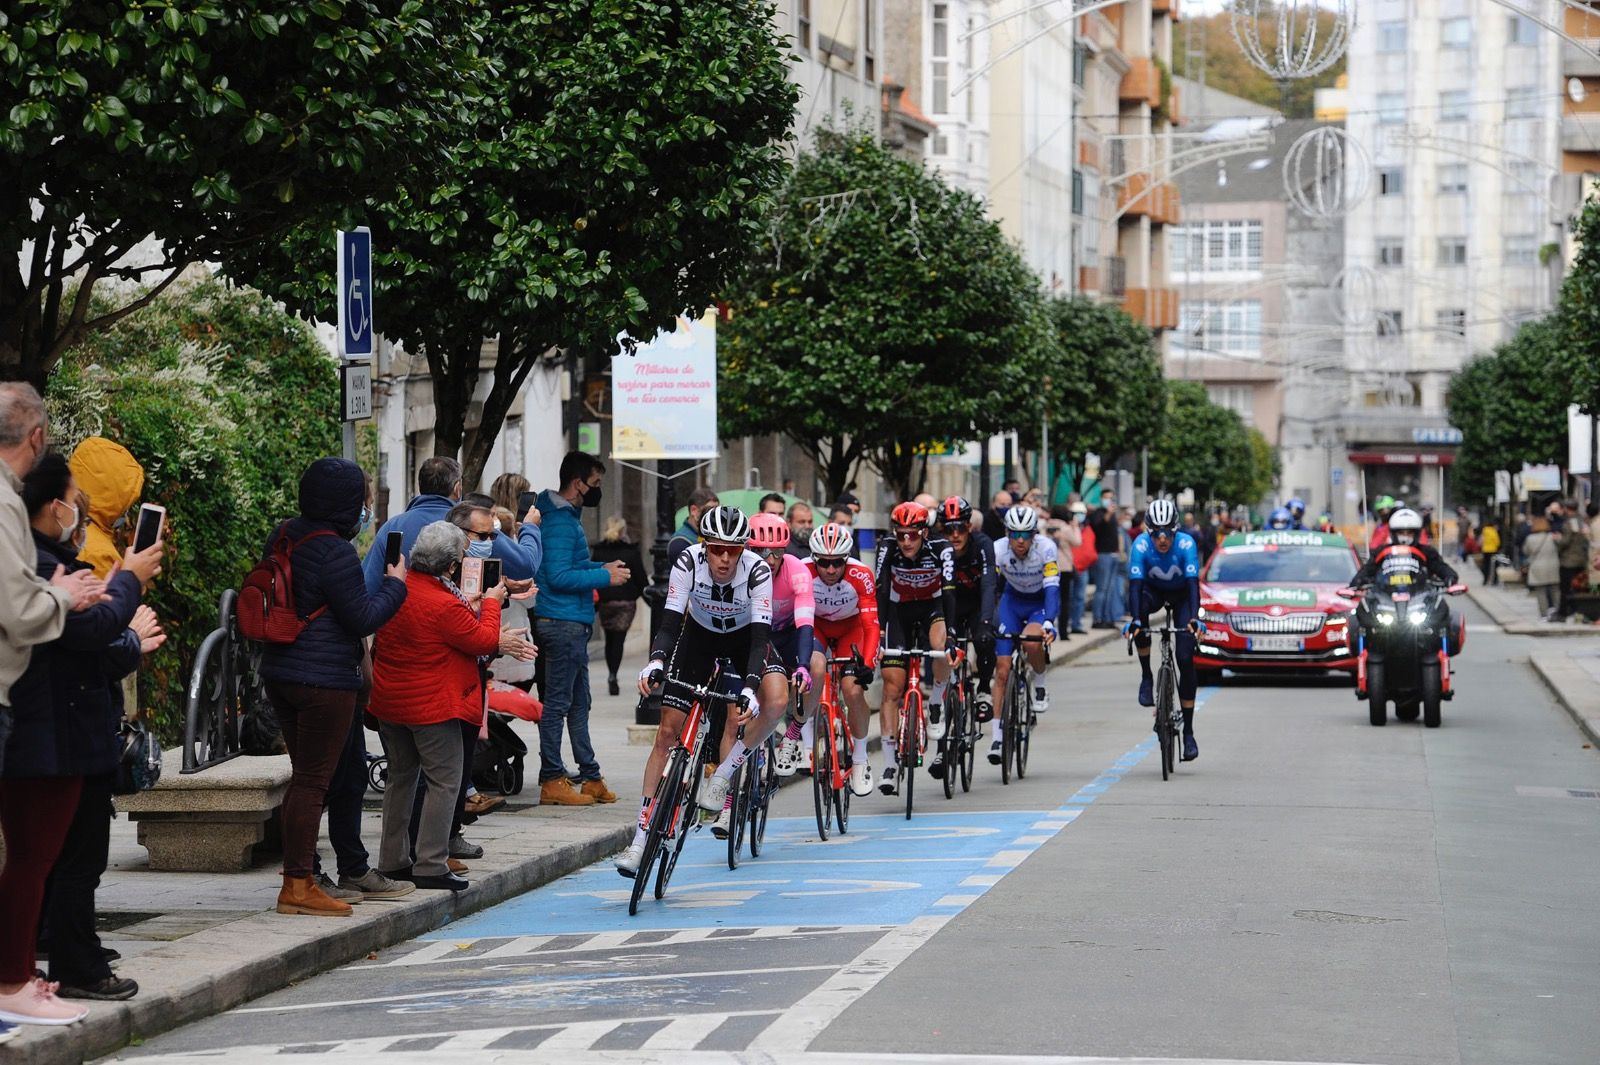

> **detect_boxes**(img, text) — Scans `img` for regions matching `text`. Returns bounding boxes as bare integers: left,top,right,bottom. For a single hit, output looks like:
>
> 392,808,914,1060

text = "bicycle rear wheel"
1014,673,1031,781
750,737,775,857
812,718,833,840
1155,661,1175,781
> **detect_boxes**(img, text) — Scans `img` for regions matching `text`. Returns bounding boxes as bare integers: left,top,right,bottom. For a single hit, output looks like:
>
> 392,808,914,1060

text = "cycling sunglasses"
894,527,925,541
814,557,848,569
1007,531,1033,541
941,522,968,534
704,542,744,558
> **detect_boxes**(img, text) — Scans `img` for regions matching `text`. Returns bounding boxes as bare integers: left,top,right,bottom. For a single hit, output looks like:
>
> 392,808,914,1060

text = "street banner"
1568,404,1594,475
612,311,719,460
1522,463,1562,492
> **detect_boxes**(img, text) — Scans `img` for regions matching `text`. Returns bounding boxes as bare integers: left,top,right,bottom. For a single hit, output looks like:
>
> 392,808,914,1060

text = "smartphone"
384,530,403,568
460,556,483,596
517,491,538,518
482,558,501,590
132,503,165,554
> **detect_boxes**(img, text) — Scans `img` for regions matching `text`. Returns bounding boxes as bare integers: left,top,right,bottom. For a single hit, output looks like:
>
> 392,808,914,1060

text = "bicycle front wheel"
636,747,683,913
899,693,920,820
1155,662,1176,780
1014,676,1031,780
750,737,775,857
813,719,833,840
727,760,749,870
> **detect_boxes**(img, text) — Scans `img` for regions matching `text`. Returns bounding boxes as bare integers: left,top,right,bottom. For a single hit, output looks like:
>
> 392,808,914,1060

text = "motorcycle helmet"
1389,507,1423,545
1287,497,1306,519
1268,507,1293,530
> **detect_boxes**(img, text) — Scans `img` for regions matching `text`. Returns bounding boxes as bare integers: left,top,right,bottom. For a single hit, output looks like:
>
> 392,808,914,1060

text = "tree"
719,125,1059,502
1447,317,1571,502
1556,196,1600,415
2,1,478,387
1172,5,1347,119
1146,380,1266,505
232,0,799,488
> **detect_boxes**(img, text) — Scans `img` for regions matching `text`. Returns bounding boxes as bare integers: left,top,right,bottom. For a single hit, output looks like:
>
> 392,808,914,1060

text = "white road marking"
984,849,1031,868
1013,834,1051,844
539,1020,628,1050
960,874,1004,887
638,1011,735,1050
360,926,896,969
933,894,980,907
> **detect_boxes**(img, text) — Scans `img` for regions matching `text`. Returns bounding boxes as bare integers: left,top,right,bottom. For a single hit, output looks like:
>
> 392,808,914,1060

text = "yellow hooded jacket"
69,436,146,579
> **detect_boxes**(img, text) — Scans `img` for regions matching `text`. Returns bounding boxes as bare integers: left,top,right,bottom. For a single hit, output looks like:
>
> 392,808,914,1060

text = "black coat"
259,458,406,692
2,532,142,779
590,539,646,603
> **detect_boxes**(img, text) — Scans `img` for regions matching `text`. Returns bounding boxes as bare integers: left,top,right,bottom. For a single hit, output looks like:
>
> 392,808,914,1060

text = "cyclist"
620,506,775,877
928,496,996,781
988,504,1059,764
1124,498,1203,762
801,522,880,796
746,515,816,792
875,500,956,795
1266,507,1294,531
1286,498,1308,530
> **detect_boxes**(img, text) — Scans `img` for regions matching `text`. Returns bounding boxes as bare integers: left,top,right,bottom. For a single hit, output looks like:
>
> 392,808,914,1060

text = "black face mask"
581,482,602,508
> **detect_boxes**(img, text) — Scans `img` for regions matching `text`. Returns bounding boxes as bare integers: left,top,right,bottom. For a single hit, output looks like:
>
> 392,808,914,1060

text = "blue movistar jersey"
1128,531,1201,589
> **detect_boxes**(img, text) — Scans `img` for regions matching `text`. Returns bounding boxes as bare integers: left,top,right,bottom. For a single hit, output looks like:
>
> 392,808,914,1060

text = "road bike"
812,651,862,840
1128,609,1183,781
880,641,956,820
729,727,777,868
996,632,1049,785
630,662,742,916
937,634,977,799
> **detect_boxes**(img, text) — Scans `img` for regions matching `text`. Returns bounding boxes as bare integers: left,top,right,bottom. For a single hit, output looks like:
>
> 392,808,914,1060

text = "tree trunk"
460,340,541,491
874,441,917,503
808,434,861,505
428,339,482,462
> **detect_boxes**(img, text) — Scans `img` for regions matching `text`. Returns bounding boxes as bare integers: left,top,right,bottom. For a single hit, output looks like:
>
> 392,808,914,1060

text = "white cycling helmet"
1389,508,1423,533
698,505,751,545
1003,504,1039,534
1146,498,1178,533
809,522,855,557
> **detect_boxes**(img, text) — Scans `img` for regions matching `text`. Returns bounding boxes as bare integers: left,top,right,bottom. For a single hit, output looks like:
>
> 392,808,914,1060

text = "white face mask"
54,500,78,544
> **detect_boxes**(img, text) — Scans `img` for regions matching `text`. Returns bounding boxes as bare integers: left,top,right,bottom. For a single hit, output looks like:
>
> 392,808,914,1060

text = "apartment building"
1559,1,1600,263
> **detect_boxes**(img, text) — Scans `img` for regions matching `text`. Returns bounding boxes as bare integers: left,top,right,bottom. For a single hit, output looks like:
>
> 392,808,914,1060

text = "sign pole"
336,227,375,464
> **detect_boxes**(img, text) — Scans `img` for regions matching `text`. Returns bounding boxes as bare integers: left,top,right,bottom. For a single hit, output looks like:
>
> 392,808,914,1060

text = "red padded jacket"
370,571,501,727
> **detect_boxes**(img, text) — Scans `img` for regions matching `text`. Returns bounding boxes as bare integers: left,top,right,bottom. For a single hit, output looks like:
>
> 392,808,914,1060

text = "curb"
1530,653,1600,749
1465,584,1600,638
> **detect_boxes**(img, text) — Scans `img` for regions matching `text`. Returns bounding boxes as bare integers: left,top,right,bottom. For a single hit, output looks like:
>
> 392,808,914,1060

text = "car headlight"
1376,611,1396,626
1325,614,1348,626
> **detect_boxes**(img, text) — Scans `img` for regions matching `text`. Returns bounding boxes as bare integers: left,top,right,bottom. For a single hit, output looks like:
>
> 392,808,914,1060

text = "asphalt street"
112,601,1600,1065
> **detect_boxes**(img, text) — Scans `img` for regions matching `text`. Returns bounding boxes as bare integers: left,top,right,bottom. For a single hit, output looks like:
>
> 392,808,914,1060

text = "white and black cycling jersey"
665,544,774,633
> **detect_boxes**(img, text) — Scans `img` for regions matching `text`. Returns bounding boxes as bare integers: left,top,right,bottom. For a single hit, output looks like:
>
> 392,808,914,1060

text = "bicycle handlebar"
649,675,746,706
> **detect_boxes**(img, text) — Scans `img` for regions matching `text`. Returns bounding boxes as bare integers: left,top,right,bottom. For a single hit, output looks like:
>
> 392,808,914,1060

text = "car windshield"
1207,545,1357,584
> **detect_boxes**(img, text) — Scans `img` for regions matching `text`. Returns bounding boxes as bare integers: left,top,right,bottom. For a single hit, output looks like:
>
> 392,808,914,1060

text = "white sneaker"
1033,685,1049,713
927,703,946,741
878,764,898,795
711,803,735,840
615,840,646,879
775,737,804,777
988,738,1003,765
849,761,874,797
698,773,731,812
975,690,994,722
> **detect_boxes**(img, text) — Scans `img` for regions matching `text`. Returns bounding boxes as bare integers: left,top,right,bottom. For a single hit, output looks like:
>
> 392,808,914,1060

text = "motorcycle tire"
1421,658,1443,728
1367,659,1387,727
1395,702,1420,723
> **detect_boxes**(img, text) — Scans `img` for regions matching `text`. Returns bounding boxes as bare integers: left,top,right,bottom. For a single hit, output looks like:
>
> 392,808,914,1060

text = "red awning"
1346,451,1455,466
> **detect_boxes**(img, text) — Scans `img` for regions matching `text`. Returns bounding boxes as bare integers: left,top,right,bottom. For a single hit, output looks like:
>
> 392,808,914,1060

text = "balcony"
1149,182,1181,225
1078,266,1100,293
1563,113,1600,152
1166,82,1182,127
1123,287,1180,331
1116,173,1151,219
1153,0,1180,20
1564,41,1600,78
1120,57,1160,108
1078,138,1100,170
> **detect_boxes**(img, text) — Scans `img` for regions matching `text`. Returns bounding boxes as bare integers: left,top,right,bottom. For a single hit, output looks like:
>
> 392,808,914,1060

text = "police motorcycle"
1339,550,1466,728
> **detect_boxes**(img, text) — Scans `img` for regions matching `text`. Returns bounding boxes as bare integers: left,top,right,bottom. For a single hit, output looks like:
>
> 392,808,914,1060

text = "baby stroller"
472,681,542,796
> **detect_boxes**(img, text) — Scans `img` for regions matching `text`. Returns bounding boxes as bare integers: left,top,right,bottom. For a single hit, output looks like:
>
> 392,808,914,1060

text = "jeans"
536,619,600,782
1068,569,1088,630
1091,555,1121,623
42,773,114,985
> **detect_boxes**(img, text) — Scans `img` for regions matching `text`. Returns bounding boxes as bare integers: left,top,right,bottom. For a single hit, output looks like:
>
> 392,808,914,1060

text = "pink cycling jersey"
769,552,816,631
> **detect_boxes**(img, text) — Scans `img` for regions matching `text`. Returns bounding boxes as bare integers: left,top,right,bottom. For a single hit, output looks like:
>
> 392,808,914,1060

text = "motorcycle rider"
1286,498,1308,530
1350,508,1458,590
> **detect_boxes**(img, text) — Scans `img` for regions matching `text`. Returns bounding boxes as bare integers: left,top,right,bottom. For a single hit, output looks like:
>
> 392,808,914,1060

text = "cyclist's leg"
713,634,785,779
926,616,950,734
1131,585,1158,706
1170,590,1200,759
879,605,910,777
990,596,1025,755
1022,608,1050,675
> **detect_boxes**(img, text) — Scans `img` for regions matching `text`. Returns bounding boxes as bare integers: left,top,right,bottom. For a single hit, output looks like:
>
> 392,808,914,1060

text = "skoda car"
1194,530,1362,676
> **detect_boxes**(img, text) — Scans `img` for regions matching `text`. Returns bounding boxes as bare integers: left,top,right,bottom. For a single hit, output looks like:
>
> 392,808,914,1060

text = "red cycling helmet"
940,496,972,526
891,501,930,528
747,512,790,549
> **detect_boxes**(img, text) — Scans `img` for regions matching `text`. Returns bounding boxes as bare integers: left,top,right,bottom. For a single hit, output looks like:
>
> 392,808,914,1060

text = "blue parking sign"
336,228,373,358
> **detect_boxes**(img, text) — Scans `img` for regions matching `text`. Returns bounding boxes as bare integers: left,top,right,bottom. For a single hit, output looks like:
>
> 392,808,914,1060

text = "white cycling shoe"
615,840,646,879
878,764,898,795
710,803,735,840
775,737,804,777
927,703,946,741
1033,685,1049,714
698,773,731,812
849,761,874,796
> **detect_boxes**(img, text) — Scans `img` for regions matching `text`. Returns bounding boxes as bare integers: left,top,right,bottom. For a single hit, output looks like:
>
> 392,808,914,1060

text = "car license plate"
1249,636,1303,652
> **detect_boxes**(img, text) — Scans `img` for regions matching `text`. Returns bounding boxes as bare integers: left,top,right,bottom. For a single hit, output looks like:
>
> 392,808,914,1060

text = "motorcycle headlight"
1376,611,1396,626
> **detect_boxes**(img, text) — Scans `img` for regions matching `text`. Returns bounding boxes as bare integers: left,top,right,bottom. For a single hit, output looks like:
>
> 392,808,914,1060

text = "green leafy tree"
1173,5,1347,119
1447,317,1571,502
2,1,478,386
1147,380,1266,505
233,0,799,488
46,279,338,739
1557,196,1600,415
719,125,1059,501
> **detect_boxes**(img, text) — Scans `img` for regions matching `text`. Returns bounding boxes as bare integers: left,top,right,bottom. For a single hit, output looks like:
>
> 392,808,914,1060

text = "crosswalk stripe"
637,1012,738,1050
535,1020,625,1050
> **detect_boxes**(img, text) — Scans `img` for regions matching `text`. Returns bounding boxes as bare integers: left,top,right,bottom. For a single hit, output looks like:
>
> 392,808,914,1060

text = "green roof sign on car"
1236,586,1318,608
1225,530,1347,549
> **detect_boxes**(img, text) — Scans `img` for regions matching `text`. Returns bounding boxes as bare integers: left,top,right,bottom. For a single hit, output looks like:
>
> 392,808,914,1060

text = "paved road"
115,604,1600,1065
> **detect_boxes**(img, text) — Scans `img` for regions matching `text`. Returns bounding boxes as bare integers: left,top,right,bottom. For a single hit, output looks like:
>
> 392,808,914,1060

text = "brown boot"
539,777,597,806
276,875,353,917
579,778,617,803
447,858,469,874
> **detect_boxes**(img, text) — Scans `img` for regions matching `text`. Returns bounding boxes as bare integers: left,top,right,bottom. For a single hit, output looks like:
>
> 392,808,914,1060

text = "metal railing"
182,590,271,773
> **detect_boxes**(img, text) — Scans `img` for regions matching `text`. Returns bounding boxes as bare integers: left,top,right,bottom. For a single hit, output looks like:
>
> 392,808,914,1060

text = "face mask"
54,500,78,544
357,505,372,535
581,482,603,508
467,537,494,558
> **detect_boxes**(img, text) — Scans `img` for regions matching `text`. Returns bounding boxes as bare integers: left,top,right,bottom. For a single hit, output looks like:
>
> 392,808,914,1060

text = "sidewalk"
10,617,1120,1064
1531,648,1600,748
1463,578,1600,637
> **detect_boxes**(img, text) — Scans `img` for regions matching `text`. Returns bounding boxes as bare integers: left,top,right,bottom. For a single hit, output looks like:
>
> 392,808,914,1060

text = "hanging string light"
1230,0,1352,81
1283,125,1370,220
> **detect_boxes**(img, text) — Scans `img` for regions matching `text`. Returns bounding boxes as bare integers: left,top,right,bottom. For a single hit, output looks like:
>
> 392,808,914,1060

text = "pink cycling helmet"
748,512,791,549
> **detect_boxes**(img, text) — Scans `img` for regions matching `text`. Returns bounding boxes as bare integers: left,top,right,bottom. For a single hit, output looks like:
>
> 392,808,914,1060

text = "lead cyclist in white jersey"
619,506,777,877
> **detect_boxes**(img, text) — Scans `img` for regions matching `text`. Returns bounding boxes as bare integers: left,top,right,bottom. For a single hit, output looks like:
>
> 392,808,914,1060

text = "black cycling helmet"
940,495,972,527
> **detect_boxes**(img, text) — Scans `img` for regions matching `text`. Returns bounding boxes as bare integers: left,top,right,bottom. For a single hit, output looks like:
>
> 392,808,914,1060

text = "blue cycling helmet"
1287,497,1306,517
1268,507,1293,530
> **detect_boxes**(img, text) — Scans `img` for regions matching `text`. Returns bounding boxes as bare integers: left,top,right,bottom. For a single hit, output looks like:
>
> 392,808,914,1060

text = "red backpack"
238,529,337,644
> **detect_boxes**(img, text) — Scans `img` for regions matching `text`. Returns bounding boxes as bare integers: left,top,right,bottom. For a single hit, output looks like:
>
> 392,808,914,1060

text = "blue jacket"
2,532,142,779
534,489,610,625
362,493,543,593
262,458,407,691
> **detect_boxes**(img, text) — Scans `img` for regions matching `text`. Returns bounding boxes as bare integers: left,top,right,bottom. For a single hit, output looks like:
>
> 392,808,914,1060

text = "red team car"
1194,530,1362,677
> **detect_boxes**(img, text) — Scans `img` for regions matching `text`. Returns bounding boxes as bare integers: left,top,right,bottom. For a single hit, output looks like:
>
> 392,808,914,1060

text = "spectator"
1524,518,1561,619
835,490,861,517
534,451,628,806
1478,518,1501,585
489,472,531,536
1067,501,1096,633
1554,502,1590,620
590,517,647,696
1046,505,1080,638
1589,503,1600,592
913,492,938,513
464,487,542,582
17,455,162,1003
66,437,144,580
758,492,787,516
1088,492,1122,628
827,505,854,527
982,490,1012,541
1023,487,1046,514
363,457,461,594
667,486,719,567
785,501,814,558
262,458,407,917
371,521,521,891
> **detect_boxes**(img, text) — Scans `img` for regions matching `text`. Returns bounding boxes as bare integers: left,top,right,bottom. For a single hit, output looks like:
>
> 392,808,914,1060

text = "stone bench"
115,751,292,872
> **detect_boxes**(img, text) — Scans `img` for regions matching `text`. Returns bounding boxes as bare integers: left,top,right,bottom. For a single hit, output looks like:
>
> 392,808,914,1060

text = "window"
1170,220,1265,273
1439,90,1470,122
1437,238,1468,266
1073,42,1087,89
1435,308,1467,337
1508,13,1538,45
1180,299,1264,356
1377,239,1405,266
863,0,876,80
1438,164,1468,193
1505,234,1540,265
797,0,811,50
1072,169,1084,216
1377,21,1407,52
930,2,949,115
1378,92,1406,124
1440,17,1471,48
1506,85,1541,119
1379,168,1405,196
1377,311,1403,337
1207,385,1256,425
